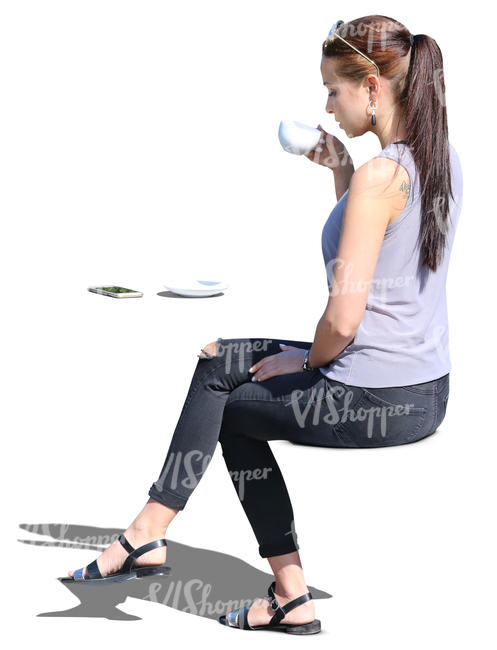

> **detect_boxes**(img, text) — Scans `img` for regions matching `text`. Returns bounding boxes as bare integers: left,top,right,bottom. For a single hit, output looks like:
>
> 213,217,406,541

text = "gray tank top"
319,141,463,388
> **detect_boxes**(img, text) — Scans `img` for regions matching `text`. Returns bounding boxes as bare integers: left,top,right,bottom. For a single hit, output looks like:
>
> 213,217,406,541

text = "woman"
61,15,462,634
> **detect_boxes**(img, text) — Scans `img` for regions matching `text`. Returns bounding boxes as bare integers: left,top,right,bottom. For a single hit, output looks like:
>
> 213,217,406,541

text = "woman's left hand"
249,344,308,382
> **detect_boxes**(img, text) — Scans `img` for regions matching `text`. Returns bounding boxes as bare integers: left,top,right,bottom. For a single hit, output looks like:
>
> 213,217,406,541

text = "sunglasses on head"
326,20,380,79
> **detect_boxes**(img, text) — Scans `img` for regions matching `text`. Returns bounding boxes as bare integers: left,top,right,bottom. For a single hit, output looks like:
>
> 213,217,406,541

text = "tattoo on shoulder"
399,179,410,200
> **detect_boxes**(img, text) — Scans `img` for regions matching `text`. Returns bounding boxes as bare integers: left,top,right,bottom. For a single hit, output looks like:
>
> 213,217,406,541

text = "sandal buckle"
270,597,279,611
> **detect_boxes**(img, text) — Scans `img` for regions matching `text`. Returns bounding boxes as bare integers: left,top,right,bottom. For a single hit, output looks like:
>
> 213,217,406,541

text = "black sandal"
219,580,321,634
58,533,171,584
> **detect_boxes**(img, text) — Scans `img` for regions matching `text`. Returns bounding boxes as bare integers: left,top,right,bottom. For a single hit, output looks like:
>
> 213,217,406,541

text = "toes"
68,566,87,579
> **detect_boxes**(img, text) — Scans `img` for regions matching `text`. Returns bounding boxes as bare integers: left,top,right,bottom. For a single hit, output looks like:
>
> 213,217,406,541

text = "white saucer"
163,279,229,297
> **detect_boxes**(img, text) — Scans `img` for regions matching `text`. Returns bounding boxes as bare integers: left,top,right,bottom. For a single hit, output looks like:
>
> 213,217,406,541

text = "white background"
2,1,496,648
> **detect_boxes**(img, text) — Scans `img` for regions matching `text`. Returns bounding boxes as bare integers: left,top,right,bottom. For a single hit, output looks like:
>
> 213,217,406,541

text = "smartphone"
87,285,143,298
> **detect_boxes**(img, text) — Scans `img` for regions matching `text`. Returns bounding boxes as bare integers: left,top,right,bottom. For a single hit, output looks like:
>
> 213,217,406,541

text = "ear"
365,73,381,98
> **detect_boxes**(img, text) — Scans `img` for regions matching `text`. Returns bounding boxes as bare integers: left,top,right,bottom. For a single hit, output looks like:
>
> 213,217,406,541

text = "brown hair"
322,15,454,272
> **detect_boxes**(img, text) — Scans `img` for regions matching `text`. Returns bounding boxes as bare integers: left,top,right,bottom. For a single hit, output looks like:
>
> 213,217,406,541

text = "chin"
340,124,353,137
346,126,368,138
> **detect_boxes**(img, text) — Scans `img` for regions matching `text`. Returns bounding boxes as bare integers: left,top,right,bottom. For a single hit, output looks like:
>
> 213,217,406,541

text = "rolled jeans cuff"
259,537,300,558
148,484,188,511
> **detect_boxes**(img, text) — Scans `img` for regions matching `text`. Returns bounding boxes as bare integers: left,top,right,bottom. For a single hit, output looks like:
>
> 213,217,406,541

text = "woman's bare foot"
67,523,167,579
245,586,315,627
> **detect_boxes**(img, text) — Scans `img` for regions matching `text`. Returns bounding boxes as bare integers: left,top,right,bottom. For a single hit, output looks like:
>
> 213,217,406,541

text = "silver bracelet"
301,348,315,371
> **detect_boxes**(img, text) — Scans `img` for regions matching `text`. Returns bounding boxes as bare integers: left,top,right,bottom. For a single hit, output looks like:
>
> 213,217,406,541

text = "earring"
369,99,377,126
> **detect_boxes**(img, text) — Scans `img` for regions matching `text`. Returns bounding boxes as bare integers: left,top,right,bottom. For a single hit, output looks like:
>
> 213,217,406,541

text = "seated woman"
60,15,462,635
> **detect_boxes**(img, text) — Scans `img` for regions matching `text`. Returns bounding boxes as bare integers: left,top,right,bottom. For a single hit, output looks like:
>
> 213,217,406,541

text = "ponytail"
400,33,455,271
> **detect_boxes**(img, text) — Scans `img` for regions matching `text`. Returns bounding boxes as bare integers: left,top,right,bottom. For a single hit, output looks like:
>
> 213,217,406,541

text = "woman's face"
320,56,373,138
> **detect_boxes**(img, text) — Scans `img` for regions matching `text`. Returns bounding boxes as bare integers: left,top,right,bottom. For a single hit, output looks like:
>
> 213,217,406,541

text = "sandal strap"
85,559,103,580
118,533,135,554
225,606,251,629
73,567,86,581
266,581,313,625
121,538,167,573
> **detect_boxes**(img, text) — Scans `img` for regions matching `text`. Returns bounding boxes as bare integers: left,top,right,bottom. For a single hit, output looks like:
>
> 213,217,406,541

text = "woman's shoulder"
350,153,411,195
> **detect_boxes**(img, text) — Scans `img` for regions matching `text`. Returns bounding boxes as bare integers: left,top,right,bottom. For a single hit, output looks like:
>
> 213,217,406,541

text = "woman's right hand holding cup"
304,124,353,171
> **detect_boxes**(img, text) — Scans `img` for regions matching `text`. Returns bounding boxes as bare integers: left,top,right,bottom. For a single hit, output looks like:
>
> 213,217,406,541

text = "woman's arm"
308,315,356,368
333,162,355,202
308,157,405,369
304,127,354,202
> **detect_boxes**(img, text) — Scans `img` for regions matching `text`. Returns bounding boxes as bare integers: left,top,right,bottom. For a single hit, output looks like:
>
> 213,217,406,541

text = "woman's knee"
198,339,219,359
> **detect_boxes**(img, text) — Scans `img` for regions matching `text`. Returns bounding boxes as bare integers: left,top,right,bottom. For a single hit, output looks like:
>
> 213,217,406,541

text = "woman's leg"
67,336,317,579
144,336,336,627
146,336,316,509
212,342,350,627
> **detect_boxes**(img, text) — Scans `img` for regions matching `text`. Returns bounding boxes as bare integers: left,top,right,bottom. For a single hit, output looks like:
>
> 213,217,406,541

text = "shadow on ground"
18,523,332,621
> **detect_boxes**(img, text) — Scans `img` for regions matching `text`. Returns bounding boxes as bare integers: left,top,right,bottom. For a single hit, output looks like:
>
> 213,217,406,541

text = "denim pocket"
334,388,428,447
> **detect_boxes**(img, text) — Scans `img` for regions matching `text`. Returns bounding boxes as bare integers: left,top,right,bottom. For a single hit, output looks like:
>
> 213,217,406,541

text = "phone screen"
98,286,140,293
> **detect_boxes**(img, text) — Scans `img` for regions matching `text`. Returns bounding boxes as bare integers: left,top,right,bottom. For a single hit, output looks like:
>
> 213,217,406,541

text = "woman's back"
320,141,463,388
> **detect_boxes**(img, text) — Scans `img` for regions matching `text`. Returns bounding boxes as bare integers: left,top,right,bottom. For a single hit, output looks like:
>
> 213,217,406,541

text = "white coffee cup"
278,120,322,155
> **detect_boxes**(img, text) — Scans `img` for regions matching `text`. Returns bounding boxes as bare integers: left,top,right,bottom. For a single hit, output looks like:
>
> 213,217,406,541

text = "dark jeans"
148,337,450,558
